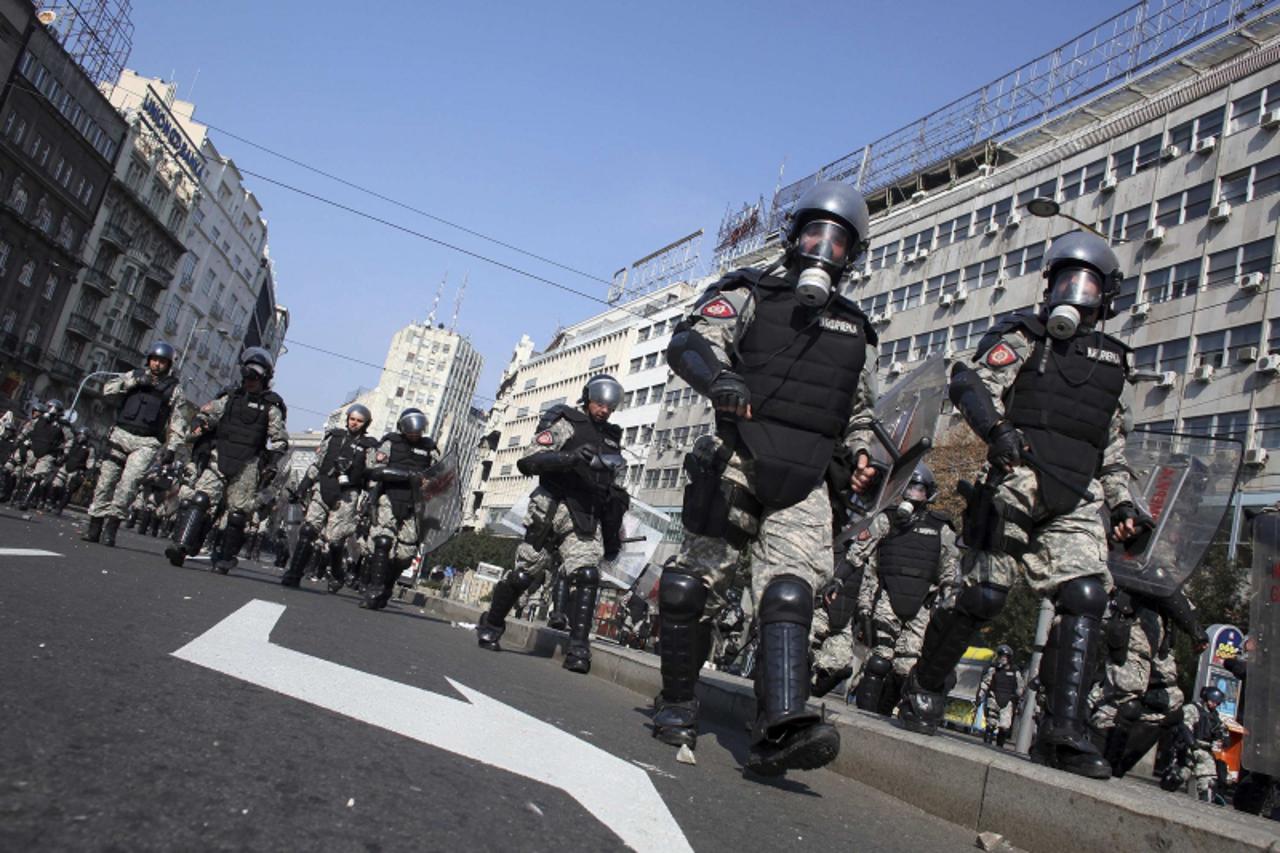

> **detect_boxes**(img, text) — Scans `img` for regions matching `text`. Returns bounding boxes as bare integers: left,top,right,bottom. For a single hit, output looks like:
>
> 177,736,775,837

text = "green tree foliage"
429,531,519,572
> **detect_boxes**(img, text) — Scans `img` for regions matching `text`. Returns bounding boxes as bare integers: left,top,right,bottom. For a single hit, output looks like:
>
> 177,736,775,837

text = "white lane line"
172,600,691,853
0,548,62,557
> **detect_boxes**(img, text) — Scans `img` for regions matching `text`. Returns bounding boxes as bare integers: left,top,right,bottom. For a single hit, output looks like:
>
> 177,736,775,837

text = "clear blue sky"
124,0,1128,430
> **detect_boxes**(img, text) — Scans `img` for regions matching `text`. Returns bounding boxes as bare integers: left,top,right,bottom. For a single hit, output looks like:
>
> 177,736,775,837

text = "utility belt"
680,435,762,550
959,473,1034,557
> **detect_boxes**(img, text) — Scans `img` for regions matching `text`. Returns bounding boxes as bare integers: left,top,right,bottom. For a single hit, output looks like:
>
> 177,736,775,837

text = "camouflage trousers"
1090,619,1182,730
303,490,360,545
89,427,162,520
951,466,1110,597
50,464,88,490
510,490,604,586
672,446,834,625
811,608,854,674
860,591,930,679
983,697,1017,730
370,494,423,562
180,451,260,520
19,452,60,482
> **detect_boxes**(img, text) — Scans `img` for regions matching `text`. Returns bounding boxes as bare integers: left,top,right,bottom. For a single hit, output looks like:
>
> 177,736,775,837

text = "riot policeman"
15,399,73,510
360,407,438,610
283,403,378,592
166,347,288,571
652,181,881,775
84,342,187,546
0,415,20,501
47,429,96,514
476,374,628,675
849,464,959,714
898,231,1145,780
1166,686,1227,801
976,645,1025,748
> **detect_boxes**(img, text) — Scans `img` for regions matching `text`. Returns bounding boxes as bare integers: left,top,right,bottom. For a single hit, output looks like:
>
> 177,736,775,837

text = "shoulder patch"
985,343,1019,368
700,297,737,319
535,430,554,446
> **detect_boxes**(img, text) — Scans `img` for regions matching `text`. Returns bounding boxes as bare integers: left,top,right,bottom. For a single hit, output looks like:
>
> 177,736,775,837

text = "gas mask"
792,220,852,307
894,481,930,523
1045,267,1103,340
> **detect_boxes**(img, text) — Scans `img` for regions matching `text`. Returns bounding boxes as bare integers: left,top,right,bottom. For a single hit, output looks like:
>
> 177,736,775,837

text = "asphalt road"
0,508,976,852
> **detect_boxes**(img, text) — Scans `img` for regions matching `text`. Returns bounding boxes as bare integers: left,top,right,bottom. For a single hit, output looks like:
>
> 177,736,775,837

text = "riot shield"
838,354,947,545
1107,430,1242,598
1243,510,1280,776
411,448,462,556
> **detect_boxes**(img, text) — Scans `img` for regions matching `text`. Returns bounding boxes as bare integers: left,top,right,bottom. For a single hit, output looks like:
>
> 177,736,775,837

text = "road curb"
411,596,1278,853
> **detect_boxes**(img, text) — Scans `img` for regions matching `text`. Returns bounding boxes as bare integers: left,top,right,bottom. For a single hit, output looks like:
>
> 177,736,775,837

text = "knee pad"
570,565,600,587
866,655,894,678
1118,699,1144,723
1056,576,1107,618
658,570,708,622
955,582,1007,620
1140,689,1174,713
227,510,249,532
508,568,535,592
371,535,394,556
191,491,212,511
758,574,813,625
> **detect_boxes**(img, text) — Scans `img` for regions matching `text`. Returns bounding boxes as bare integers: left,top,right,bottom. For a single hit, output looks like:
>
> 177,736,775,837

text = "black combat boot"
135,508,153,538
212,511,249,574
562,567,599,674
124,507,137,529
477,569,533,650
358,537,395,610
18,479,42,511
745,576,838,776
281,525,317,588
82,515,103,543
812,666,853,700
1031,578,1111,780
101,517,121,547
44,484,62,513
326,542,347,593
854,655,893,711
652,571,710,747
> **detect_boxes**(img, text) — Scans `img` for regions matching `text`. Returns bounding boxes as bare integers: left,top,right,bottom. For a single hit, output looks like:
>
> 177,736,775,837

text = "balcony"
44,354,77,384
207,303,225,322
131,303,160,327
0,332,17,354
83,268,114,296
19,343,43,365
177,275,194,292
66,312,99,339
101,221,132,249
163,317,179,336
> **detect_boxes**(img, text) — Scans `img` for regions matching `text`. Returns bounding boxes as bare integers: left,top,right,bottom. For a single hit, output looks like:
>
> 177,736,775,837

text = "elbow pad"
516,450,578,477
667,325,727,396
372,466,414,484
948,363,1004,441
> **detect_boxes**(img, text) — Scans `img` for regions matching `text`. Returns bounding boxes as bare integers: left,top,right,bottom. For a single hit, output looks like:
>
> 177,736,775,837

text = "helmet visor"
796,220,851,268
399,412,428,435
1048,267,1103,308
904,482,929,502
585,378,623,411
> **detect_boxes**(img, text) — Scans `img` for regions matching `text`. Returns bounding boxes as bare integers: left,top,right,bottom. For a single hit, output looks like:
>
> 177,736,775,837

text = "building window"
0,241,10,276
901,227,933,256
23,322,39,345
1167,107,1224,152
1059,158,1108,201
8,176,27,213
936,213,971,247
1108,205,1149,242
588,354,606,369
912,329,947,361
1158,339,1189,374
1111,134,1162,178
499,464,512,477
890,281,922,312
637,326,650,342
1154,181,1213,228
34,197,52,233
41,273,56,300
1205,238,1273,288
640,425,653,443
1112,276,1138,313
506,435,520,447
625,426,638,445
660,468,679,489
0,308,14,333
644,469,660,490
644,352,659,369
17,260,34,287
1258,407,1280,450
950,319,990,352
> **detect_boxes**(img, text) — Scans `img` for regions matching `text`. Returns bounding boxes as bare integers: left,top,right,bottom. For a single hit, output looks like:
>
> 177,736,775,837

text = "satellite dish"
36,9,57,25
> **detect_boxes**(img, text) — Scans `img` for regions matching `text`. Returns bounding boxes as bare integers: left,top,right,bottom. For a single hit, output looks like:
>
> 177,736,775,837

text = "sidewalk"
412,594,1279,853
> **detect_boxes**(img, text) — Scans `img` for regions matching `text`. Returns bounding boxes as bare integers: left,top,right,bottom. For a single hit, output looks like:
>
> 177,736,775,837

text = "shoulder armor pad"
974,312,1038,361
928,509,955,528
215,385,235,400
602,422,623,441
262,391,286,416
536,403,581,432
358,435,380,449
1098,330,1133,355
379,432,398,445
323,428,340,440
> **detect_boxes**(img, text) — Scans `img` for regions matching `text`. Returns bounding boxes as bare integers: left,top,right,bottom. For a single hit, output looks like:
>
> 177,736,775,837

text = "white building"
107,70,286,406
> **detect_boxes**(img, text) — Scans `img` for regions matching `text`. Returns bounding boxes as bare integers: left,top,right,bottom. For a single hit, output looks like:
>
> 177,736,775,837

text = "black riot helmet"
74,428,89,444
397,407,429,441
581,374,623,414
1041,231,1122,338
1199,685,1224,706
146,341,176,375
346,403,372,434
784,181,871,306
903,463,937,503
240,347,275,384
995,644,1014,662
44,398,64,417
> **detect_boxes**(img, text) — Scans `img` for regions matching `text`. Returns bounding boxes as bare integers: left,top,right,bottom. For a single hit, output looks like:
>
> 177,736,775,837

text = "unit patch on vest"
700,297,737,319
1086,347,1122,365
914,527,940,536
535,430,554,446
985,343,1018,368
818,316,860,336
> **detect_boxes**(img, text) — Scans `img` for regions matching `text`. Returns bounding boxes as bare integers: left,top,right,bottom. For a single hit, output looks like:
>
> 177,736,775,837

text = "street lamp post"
68,369,124,420
177,324,230,370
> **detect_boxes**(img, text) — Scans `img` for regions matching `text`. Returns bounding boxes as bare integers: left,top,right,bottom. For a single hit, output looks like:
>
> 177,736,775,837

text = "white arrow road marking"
172,600,691,853
0,548,62,557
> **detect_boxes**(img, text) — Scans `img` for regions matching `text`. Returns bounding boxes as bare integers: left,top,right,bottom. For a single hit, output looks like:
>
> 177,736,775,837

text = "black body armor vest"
529,404,622,536
381,433,436,521
62,444,91,472
116,374,178,438
724,272,873,510
214,389,284,478
991,316,1128,515
877,511,946,619
991,668,1019,707
28,418,65,457
317,428,374,509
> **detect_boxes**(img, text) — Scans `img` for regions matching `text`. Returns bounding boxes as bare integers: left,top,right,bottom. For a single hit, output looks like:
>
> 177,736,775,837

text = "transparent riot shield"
1243,511,1280,776
1107,430,1242,598
838,354,947,546
411,448,462,556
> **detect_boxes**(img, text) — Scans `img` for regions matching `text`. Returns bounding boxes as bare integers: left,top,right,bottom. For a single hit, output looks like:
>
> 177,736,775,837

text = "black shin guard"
283,525,318,587
563,567,599,673
359,537,395,610
166,494,211,566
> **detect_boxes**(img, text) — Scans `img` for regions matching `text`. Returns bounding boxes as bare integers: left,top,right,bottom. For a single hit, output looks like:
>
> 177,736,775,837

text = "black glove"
286,488,301,505
576,444,600,468
1110,502,1153,546
132,368,153,388
986,421,1022,471
157,447,175,466
708,370,749,416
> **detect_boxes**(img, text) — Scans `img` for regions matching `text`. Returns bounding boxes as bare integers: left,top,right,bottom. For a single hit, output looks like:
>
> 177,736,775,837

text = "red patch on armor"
857,530,871,541
700,297,736,319
535,430,554,446
985,343,1018,368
